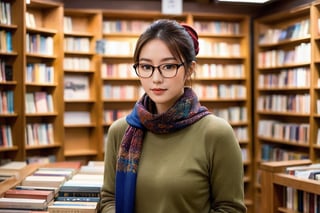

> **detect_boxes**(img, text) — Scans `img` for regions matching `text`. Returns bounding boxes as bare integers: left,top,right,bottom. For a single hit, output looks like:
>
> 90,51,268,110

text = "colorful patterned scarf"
115,87,210,213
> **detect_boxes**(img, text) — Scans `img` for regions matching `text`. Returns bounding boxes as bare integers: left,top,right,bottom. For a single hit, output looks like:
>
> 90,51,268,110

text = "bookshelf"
0,0,24,162
24,0,64,163
63,9,102,162
259,159,320,213
253,1,320,210
189,13,253,212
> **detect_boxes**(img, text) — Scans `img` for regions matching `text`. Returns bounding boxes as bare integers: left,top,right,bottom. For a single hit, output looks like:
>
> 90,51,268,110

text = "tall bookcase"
0,0,64,163
100,10,253,212
254,1,320,209
0,0,24,162
190,13,253,212
62,9,102,162
24,0,64,163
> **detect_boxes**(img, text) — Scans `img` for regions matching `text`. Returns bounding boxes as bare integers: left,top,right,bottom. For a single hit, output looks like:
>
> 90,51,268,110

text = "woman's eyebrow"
138,57,177,63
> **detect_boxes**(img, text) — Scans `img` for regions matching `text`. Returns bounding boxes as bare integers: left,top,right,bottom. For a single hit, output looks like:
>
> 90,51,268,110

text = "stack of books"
47,161,104,213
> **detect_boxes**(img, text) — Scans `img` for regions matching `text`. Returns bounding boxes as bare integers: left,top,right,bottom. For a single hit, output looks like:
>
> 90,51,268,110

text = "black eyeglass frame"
133,62,185,79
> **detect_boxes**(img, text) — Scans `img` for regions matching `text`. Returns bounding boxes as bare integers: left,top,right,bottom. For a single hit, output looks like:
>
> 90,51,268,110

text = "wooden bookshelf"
259,159,320,213
63,9,102,162
253,1,320,211
24,0,64,163
189,13,253,212
0,0,24,162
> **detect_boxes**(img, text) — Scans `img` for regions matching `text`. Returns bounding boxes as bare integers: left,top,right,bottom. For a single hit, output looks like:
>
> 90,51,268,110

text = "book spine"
58,191,100,197
55,196,100,202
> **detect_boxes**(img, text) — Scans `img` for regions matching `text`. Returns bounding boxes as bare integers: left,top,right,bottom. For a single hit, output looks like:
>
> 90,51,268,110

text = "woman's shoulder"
108,117,129,136
201,113,232,126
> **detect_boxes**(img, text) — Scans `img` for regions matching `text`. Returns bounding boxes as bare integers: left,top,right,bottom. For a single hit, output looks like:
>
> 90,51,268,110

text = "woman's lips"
151,88,166,95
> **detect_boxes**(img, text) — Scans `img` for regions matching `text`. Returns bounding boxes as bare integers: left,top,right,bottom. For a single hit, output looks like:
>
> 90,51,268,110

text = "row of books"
26,63,54,84
198,40,241,57
0,160,104,212
196,64,244,78
0,30,12,52
64,37,91,53
193,83,246,99
25,92,54,114
26,33,54,56
193,21,240,35
0,125,12,148
258,120,310,144
103,84,143,100
257,94,310,114
258,67,310,88
96,39,136,56
259,19,310,44
261,144,309,161
0,60,12,82
64,57,91,71
211,106,247,123
103,109,131,124
258,42,311,68
0,90,14,114
233,126,248,141
284,163,320,212
101,63,137,78
25,123,54,146
0,1,11,25
102,20,151,34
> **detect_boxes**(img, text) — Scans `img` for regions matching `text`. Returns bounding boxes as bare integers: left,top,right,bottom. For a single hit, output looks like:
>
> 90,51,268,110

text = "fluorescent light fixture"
217,0,271,3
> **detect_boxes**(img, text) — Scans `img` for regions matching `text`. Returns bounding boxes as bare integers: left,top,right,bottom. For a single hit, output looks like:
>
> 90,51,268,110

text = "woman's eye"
140,64,153,71
162,64,175,70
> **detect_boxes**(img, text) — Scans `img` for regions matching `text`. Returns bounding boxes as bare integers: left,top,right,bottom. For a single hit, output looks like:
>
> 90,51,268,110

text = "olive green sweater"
100,114,247,213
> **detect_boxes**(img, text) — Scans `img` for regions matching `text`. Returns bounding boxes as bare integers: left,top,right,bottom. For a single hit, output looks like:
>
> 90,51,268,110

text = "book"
42,161,82,170
34,92,48,113
32,168,75,180
47,201,97,213
0,161,27,178
21,175,66,188
15,185,59,195
55,196,100,202
0,197,47,211
4,189,55,202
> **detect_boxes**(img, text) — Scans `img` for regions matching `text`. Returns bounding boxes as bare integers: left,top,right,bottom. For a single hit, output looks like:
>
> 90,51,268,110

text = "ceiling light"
217,0,271,3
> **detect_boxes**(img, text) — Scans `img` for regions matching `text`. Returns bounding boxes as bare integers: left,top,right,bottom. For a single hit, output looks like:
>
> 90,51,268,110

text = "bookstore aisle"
2,0,320,212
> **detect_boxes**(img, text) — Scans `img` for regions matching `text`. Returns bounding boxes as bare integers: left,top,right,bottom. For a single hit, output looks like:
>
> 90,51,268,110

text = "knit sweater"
100,114,247,213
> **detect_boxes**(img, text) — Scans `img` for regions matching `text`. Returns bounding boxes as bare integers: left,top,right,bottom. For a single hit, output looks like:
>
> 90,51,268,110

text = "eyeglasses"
133,63,184,78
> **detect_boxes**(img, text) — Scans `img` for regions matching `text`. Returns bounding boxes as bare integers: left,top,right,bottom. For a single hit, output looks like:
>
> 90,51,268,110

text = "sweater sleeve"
208,117,247,213
100,118,128,213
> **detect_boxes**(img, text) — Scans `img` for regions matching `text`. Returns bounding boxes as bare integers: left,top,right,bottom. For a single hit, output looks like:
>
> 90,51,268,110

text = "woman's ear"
187,61,196,78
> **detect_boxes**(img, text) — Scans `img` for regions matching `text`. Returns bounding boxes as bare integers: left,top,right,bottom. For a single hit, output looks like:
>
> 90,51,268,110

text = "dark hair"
133,19,199,72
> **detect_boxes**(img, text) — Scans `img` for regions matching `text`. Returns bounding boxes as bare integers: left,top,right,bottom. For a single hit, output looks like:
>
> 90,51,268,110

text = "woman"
100,19,247,213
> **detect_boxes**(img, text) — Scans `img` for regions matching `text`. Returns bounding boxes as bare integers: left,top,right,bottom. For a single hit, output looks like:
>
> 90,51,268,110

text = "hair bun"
181,23,199,55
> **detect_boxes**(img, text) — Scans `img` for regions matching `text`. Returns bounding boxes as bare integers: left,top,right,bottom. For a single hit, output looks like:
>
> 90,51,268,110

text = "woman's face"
137,39,191,114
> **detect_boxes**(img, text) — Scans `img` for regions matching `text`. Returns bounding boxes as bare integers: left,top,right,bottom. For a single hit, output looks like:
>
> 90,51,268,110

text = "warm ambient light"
217,0,271,3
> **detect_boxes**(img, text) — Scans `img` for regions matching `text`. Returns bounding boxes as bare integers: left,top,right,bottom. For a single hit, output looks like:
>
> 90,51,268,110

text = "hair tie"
181,23,199,56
